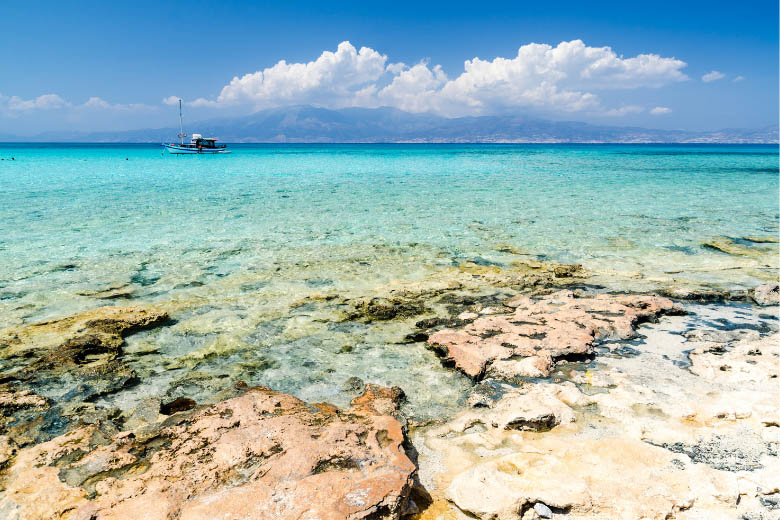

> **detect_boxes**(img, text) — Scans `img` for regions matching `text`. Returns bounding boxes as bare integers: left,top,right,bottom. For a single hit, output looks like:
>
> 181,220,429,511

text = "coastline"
0,143,778,518
0,251,778,518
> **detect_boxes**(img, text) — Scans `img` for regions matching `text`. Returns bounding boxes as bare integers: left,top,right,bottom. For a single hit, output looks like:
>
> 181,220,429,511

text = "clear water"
0,143,777,419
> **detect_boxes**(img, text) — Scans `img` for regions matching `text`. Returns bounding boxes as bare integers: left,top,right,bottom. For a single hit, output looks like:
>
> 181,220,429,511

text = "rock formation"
0,383,418,520
426,290,681,380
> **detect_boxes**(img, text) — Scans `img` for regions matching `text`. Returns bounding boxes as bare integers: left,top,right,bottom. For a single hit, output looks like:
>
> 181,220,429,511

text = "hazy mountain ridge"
4,106,778,143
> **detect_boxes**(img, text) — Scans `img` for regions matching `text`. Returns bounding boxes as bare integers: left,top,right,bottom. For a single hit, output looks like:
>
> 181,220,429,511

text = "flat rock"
0,305,169,358
427,291,680,380
0,384,417,520
750,283,780,306
432,382,587,435
445,436,740,520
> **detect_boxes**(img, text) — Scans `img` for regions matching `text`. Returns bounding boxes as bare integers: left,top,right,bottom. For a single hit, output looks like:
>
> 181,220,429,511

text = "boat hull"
164,144,230,154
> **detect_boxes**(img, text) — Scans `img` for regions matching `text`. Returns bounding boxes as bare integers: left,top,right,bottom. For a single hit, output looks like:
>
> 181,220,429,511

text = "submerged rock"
347,296,429,322
0,306,169,359
702,237,775,261
427,290,681,380
0,384,417,520
0,306,171,444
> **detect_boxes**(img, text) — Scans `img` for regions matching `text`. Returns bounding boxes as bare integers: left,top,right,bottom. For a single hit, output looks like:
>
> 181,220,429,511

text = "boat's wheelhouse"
189,134,226,150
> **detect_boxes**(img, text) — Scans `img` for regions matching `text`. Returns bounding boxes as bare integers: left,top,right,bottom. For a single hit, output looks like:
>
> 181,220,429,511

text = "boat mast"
177,99,186,144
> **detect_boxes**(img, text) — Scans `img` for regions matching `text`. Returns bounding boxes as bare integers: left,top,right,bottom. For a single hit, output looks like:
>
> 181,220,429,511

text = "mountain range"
4,106,778,143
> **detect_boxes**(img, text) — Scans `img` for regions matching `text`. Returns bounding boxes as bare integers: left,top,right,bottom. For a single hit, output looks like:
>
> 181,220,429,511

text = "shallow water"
1,143,778,419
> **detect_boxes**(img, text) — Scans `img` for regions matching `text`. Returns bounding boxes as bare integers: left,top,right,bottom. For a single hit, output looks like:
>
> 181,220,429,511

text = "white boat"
164,100,230,154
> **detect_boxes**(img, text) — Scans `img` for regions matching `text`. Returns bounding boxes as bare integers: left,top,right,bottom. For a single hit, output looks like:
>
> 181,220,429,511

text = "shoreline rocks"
0,383,418,520
426,290,681,380
750,283,780,306
0,306,171,447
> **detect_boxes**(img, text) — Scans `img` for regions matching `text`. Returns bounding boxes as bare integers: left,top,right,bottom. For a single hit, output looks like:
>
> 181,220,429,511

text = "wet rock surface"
412,306,780,520
0,383,418,520
0,306,170,446
425,290,681,380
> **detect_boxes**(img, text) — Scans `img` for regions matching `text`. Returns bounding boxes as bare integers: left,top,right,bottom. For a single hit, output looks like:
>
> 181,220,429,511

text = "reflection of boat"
163,99,230,155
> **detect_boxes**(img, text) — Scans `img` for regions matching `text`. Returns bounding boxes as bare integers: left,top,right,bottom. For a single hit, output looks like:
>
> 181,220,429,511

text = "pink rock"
428,291,681,380
0,384,417,520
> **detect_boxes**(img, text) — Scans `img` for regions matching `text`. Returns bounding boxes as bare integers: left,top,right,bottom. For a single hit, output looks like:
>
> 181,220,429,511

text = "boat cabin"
190,134,225,149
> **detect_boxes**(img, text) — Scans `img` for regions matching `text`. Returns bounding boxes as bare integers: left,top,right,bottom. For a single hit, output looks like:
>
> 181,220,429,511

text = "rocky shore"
0,255,778,518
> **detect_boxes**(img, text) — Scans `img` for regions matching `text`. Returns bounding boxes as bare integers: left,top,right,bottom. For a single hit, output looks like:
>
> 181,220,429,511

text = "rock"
0,384,417,520
749,283,780,306
432,383,586,435
742,235,779,244
534,502,553,518
444,437,739,520
346,296,428,322
702,237,775,261
486,353,553,379
684,329,760,343
0,387,48,411
659,286,735,302
341,376,366,394
427,291,681,380
159,397,197,415
0,305,169,359
0,306,170,445
689,333,780,389
0,435,14,467
77,284,135,300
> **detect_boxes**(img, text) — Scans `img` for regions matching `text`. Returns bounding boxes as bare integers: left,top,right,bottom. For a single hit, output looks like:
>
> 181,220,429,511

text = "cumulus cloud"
732,75,745,83
649,106,672,115
215,41,388,109
702,70,725,83
193,40,687,116
6,93,70,111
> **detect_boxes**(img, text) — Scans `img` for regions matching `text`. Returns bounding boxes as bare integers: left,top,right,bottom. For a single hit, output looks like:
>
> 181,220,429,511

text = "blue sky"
1,0,777,134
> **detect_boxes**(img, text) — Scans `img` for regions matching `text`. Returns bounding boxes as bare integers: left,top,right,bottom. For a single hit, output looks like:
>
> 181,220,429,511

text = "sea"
1,143,778,419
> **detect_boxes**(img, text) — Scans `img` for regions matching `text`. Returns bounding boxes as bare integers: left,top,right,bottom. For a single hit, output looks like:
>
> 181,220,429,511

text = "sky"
1,0,777,135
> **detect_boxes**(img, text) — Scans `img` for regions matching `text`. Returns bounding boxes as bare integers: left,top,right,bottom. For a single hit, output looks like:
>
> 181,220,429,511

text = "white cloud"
732,75,745,83
0,93,154,116
193,40,687,116
80,97,154,111
649,106,672,115
216,41,388,109
7,93,70,111
162,96,181,106
604,105,644,117
702,70,725,83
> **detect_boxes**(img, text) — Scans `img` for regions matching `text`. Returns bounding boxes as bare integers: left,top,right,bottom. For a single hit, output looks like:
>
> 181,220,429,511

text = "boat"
163,100,230,154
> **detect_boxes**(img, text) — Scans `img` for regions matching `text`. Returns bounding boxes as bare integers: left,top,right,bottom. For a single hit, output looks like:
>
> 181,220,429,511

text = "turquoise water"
0,143,778,418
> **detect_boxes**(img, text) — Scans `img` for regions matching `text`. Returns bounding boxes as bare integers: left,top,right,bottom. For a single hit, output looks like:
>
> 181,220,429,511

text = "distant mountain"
3,106,778,143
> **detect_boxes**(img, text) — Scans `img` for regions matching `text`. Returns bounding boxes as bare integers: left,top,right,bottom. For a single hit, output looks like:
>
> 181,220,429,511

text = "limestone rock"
445,437,740,520
702,237,774,260
0,384,417,520
0,306,171,437
427,291,680,380
659,286,735,302
432,383,586,435
0,305,169,358
749,283,780,306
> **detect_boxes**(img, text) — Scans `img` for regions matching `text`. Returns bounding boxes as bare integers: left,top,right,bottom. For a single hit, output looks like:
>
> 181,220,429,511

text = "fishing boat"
163,100,230,154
